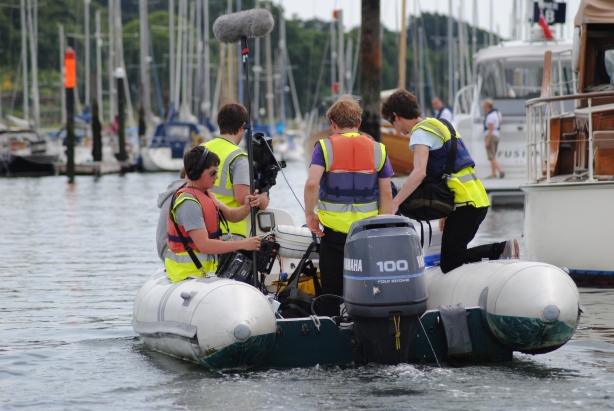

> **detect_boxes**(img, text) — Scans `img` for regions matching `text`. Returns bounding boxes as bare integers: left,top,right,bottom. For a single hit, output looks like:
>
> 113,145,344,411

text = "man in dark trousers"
304,96,393,316
381,90,518,273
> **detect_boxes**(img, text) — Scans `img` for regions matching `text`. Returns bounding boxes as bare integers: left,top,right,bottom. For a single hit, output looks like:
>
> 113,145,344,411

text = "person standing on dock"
304,96,394,317
164,146,262,282
203,103,269,240
381,90,519,274
482,99,505,179
432,97,453,123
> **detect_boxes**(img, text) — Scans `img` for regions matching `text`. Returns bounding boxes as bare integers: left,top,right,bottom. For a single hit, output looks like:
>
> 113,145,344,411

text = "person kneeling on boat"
304,95,394,317
165,146,262,283
381,90,519,274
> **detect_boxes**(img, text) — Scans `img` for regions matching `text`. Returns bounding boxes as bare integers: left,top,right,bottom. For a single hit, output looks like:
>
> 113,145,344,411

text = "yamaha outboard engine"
344,215,428,365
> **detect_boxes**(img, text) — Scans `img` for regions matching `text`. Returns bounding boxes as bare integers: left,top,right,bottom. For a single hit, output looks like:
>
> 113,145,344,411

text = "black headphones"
187,147,210,181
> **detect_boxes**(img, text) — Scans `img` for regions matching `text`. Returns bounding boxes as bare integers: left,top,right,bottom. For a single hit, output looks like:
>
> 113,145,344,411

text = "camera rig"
251,132,286,193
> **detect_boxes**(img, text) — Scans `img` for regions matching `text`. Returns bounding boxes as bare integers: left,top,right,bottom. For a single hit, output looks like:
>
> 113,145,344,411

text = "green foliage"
0,0,497,125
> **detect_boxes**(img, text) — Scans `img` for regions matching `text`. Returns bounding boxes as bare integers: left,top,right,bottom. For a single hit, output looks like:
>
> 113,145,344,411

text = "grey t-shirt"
174,193,220,233
229,155,250,186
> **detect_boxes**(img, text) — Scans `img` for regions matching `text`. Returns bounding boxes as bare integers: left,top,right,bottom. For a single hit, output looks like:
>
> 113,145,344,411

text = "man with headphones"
164,145,263,282
203,103,270,240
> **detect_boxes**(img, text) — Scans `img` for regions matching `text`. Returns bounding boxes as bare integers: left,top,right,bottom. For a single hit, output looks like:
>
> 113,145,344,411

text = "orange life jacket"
167,187,220,253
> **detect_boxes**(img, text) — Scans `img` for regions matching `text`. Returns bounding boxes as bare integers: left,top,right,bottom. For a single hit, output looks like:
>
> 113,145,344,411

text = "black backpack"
398,118,457,221
277,243,321,318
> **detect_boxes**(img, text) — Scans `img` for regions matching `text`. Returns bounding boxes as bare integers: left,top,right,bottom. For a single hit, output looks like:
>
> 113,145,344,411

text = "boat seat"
594,131,614,175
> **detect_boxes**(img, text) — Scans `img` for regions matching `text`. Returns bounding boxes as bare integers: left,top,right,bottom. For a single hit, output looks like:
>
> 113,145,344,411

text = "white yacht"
522,0,614,286
453,39,573,204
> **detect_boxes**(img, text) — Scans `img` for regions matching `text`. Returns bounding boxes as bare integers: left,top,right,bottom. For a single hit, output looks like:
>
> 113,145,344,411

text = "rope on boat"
418,316,442,368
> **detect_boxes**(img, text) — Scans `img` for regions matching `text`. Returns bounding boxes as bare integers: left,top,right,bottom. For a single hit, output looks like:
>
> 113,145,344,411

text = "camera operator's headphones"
187,147,210,181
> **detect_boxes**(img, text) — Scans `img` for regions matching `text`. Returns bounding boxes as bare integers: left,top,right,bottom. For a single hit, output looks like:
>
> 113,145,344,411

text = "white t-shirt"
484,110,501,137
409,127,444,152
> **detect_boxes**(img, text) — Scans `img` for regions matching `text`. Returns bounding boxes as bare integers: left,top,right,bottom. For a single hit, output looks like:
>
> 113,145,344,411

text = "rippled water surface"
1,166,613,410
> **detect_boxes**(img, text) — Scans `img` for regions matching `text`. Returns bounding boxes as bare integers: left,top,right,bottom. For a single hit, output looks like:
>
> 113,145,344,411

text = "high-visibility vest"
317,133,386,233
165,187,220,282
203,138,249,237
411,118,490,208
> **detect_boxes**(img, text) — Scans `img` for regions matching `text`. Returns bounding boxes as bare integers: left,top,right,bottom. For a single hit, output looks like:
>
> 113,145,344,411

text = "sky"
277,0,584,41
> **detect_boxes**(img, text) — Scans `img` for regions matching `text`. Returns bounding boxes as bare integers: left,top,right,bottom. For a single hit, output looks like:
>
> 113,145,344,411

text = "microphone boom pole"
213,8,275,291
240,36,260,290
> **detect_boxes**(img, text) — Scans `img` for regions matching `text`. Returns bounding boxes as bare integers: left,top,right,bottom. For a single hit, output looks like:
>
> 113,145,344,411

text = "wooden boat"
522,0,614,286
304,125,414,176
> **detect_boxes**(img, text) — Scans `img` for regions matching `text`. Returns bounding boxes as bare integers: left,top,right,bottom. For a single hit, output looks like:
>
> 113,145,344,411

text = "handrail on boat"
524,91,614,185
524,91,614,107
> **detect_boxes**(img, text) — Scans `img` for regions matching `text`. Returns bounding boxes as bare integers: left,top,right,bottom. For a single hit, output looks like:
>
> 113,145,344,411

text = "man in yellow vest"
204,103,270,239
165,146,263,282
381,90,519,273
304,96,394,316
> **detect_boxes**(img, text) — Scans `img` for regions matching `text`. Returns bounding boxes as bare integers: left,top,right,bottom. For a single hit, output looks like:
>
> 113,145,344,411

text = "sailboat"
139,0,211,172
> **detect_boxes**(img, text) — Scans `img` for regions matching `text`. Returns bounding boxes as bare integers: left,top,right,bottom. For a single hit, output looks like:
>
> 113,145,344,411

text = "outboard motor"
344,215,428,365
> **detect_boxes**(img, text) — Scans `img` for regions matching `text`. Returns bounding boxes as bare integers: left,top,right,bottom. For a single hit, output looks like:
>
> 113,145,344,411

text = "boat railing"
524,91,614,184
453,83,477,116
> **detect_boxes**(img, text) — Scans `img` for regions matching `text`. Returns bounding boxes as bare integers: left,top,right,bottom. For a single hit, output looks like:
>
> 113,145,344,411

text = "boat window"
479,59,573,99
595,45,614,86
166,125,191,139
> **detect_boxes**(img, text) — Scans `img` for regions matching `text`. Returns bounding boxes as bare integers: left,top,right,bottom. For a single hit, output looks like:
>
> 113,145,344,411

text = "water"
1,167,613,410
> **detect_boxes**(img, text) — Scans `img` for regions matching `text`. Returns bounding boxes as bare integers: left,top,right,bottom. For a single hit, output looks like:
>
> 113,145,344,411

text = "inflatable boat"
133,210,582,371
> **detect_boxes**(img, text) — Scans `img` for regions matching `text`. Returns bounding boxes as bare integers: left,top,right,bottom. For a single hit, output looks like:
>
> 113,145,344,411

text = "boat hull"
424,260,581,353
522,181,614,285
1,154,58,176
133,269,277,371
140,147,184,172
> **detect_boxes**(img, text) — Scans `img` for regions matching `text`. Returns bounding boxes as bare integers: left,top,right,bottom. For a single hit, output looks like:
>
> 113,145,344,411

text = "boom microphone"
213,9,275,44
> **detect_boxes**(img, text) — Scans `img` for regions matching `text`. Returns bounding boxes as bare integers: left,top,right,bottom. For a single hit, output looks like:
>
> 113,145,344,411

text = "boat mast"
114,0,135,128
96,10,103,120
186,0,195,115
26,0,40,131
253,0,261,122
169,0,175,114
278,9,286,129
457,1,465,92
139,0,151,123
417,1,424,110
108,0,115,123
330,15,336,96
85,0,90,108
399,0,407,90
472,0,477,70
196,0,202,121
447,0,453,103
336,9,345,95
20,0,29,124
59,23,66,125
203,0,211,121
173,0,183,108
489,0,493,45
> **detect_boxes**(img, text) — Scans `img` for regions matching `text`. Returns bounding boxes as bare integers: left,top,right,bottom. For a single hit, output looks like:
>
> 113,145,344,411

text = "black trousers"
317,226,347,317
440,206,506,273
